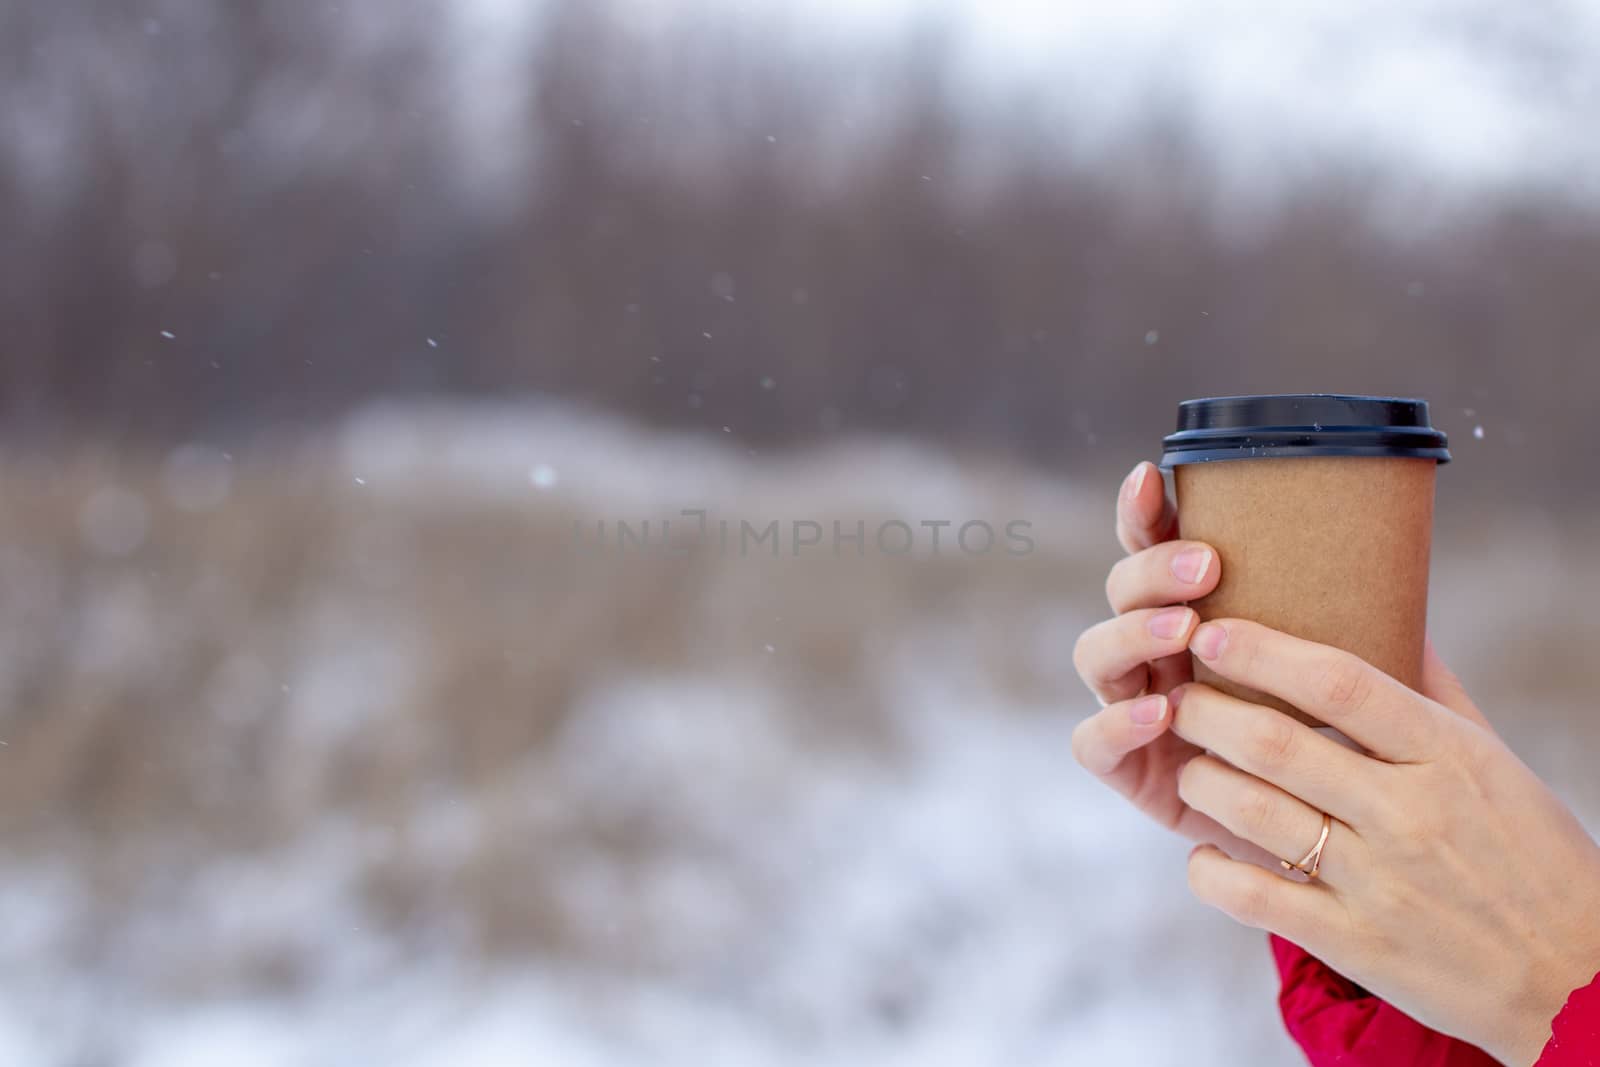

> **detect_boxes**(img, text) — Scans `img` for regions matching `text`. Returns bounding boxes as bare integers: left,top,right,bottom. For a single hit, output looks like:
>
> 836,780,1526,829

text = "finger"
1115,462,1178,554
1168,683,1380,828
1071,700,1274,867
1421,635,1493,732
1074,607,1200,704
1106,539,1219,614
1071,693,1172,776
1189,619,1437,762
1187,844,1348,950
1177,755,1364,887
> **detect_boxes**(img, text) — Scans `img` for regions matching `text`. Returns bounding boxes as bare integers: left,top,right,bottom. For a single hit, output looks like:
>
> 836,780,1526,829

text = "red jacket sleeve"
1270,935,1600,1067
1269,934,1499,1066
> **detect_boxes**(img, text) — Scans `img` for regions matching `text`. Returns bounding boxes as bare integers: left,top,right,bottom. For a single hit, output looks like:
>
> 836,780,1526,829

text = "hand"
1071,462,1284,867
1172,619,1600,1066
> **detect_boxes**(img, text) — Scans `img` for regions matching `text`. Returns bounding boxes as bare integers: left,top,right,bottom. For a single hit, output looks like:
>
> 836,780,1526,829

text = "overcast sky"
470,0,1598,201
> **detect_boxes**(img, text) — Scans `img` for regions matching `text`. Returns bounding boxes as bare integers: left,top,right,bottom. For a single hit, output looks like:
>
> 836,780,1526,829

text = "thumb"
1420,634,1495,733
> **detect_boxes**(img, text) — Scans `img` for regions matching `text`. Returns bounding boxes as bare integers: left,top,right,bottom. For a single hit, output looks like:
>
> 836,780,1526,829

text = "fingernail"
1170,547,1213,585
1167,685,1187,710
1126,463,1148,501
1129,694,1167,725
1191,623,1227,661
1147,607,1194,640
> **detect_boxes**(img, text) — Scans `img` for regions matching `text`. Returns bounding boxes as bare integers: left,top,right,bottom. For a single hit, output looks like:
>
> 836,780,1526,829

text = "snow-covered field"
0,404,1592,1065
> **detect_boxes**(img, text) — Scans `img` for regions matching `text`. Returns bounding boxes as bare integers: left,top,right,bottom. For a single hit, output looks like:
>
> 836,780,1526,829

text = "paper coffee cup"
1158,394,1451,728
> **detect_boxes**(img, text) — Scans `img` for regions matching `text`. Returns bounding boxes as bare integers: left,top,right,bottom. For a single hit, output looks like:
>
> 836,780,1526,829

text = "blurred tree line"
2,0,1596,503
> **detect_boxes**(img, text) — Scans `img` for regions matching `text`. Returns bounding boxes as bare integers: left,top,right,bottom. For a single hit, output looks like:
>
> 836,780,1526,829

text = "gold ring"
1280,812,1332,880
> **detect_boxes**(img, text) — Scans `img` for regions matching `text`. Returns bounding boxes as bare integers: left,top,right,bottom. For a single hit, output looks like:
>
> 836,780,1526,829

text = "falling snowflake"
1473,425,1485,439
160,330,176,339
530,464,559,490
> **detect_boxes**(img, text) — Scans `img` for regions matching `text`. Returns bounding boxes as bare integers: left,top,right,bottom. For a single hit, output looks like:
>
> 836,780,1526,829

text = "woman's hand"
1071,462,1286,867
1173,619,1600,1066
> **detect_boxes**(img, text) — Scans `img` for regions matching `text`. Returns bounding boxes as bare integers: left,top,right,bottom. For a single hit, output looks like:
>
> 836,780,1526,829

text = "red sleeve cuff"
1536,968,1600,1066
1269,935,1500,1067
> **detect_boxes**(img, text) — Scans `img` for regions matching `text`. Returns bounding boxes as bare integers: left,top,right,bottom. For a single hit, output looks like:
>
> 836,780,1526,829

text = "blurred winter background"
4,1,1600,1064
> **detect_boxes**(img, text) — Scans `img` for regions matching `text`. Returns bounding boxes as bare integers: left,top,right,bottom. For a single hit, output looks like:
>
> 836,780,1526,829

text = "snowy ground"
0,678,1293,1066
0,404,1591,1066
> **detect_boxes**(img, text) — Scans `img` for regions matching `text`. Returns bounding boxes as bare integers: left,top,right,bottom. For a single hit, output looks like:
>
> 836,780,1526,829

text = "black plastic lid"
1159,394,1451,468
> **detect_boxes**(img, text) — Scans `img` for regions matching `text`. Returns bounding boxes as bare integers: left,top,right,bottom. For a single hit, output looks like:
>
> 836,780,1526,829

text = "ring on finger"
1279,812,1332,880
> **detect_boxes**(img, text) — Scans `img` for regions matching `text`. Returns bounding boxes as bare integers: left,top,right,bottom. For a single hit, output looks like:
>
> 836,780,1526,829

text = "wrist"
1496,947,1600,1066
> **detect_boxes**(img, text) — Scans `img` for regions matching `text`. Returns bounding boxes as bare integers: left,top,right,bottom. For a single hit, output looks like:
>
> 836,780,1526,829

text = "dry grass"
0,427,1103,986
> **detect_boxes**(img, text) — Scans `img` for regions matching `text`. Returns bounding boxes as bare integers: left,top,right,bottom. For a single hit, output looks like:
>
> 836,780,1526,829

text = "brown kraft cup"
1158,394,1451,728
